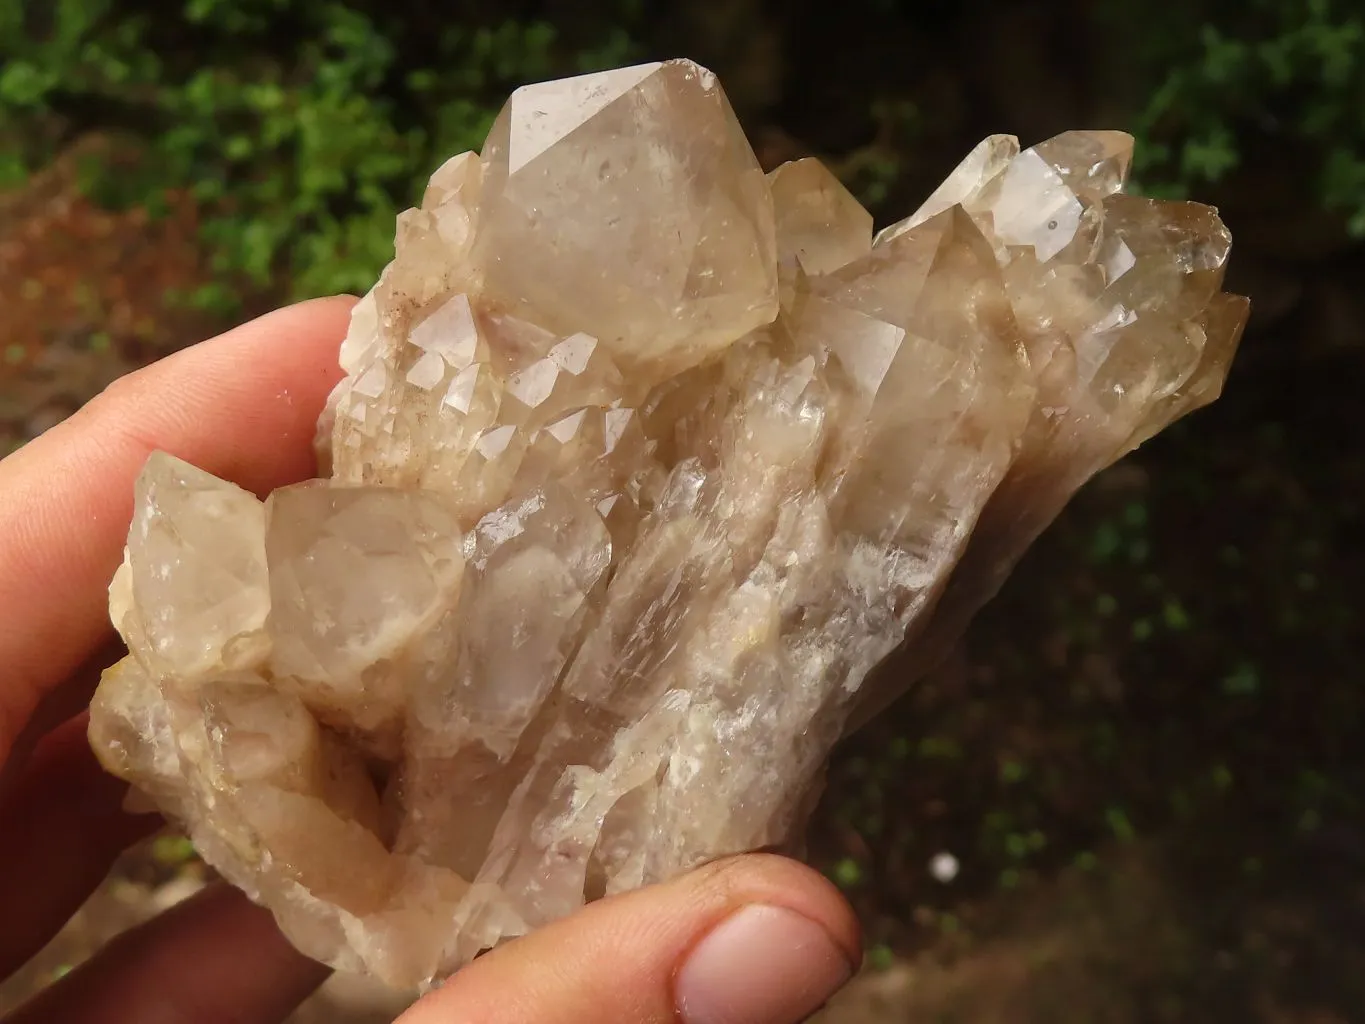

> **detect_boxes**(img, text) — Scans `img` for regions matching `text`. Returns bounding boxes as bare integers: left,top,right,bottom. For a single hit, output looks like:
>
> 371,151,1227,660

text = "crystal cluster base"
89,59,1248,988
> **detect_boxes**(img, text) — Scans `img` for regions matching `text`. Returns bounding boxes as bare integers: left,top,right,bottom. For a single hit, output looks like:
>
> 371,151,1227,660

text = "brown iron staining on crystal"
89,59,1249,988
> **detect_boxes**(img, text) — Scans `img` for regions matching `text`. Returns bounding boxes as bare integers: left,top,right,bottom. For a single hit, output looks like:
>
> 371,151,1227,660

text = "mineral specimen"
88,58,1248,988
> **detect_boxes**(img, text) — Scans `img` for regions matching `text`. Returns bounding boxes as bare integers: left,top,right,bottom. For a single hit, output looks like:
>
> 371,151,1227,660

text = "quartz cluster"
89,59,1248,988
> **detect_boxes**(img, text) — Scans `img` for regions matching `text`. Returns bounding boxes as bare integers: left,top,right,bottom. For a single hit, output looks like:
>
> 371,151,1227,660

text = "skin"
0,298,858,1023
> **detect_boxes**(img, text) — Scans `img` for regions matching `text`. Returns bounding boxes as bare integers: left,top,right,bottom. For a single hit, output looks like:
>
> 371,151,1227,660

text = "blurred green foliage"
1100,0,1365,230
1,0,1362,303
0,0,638,306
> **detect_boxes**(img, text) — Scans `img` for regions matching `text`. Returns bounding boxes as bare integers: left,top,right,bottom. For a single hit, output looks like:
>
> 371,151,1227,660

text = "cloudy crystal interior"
88,58,1248,989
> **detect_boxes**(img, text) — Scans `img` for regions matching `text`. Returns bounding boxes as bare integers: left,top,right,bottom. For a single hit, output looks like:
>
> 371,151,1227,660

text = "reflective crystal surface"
89,59,1248,989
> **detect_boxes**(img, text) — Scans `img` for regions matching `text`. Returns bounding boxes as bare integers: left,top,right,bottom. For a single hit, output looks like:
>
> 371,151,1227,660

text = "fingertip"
401,852,861,1024
235,293,359,362
681,853,863,966
132,292,358,407
674,903,854,1024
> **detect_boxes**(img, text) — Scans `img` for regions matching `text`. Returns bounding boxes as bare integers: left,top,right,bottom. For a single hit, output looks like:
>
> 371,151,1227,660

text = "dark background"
1,1,1362,1019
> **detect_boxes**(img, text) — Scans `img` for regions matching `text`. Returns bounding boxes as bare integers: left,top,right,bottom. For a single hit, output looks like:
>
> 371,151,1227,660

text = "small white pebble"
929,851,959,883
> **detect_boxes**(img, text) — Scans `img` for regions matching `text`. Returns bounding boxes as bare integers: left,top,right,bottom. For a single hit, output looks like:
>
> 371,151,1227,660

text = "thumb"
399,853,861,1024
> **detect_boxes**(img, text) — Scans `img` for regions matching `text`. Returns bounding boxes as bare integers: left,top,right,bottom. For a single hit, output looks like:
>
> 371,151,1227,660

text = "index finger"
0,296,356,764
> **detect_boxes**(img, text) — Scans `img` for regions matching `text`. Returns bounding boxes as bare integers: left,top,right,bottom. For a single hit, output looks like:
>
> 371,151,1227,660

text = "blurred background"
1,1,1362,1021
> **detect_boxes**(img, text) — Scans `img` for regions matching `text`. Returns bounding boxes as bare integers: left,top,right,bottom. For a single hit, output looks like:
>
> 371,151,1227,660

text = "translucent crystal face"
474,61,779,378
89,58,1248,990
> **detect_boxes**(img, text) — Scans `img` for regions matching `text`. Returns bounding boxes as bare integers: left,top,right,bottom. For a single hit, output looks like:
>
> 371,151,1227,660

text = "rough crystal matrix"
89,59,1248,988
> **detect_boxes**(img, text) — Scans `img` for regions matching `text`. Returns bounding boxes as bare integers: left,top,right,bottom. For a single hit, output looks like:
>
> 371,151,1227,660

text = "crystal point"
474,59,777,379
89,64,1247,990
769,157,873,276
1031,129,1134,199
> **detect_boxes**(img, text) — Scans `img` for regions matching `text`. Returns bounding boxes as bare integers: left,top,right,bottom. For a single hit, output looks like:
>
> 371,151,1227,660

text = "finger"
0,635,124,800
400,853,861,1024
0,714,161,978
4,884,329,1024
0,295,356,765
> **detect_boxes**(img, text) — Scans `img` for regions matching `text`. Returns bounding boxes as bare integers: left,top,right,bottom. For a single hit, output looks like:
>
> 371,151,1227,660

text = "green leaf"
831,858,863,888
1180,125,1240,182
1221,662,1261,696
1105,807,1136,842
1162,599,1191,630
0,61,58,106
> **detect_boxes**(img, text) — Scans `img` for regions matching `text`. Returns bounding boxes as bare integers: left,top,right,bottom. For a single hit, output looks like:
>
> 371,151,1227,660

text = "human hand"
0,299,860,1024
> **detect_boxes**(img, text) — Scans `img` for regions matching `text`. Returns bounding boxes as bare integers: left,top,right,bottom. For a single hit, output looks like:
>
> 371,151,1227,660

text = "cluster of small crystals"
88,59,1248,989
